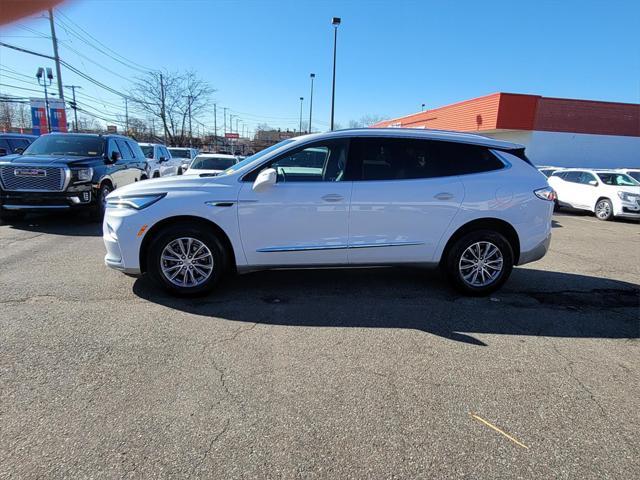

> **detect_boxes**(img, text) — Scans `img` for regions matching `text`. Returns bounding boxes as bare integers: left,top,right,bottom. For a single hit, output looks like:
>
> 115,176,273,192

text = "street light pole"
421,103,426,111
330,17,341,131
36,67,53,133
308,73,315,133
299,97,304,133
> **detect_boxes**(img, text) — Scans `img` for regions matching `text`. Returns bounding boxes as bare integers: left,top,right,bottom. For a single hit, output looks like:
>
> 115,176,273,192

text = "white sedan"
548,169,640,220
184,154,239,175
103,129,554,296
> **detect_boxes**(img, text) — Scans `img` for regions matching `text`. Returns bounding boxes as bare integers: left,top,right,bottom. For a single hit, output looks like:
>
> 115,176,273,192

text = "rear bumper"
518,231,551,265
0,187,95,211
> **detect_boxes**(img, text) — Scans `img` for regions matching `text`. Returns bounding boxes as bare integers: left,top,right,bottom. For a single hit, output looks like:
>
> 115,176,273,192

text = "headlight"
72,167,93,182
617,191,639,202
106,193,166,210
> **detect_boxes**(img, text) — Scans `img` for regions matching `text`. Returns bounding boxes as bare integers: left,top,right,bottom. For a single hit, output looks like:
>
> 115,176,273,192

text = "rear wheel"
147,223,228,296
444,230,514,296
595,198,613,221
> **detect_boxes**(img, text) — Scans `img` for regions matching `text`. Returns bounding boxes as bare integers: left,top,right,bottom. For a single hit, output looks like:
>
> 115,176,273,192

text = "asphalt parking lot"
0,212,638,479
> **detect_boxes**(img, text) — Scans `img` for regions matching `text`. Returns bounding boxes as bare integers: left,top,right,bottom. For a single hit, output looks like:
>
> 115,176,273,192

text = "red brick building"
373,93,640,168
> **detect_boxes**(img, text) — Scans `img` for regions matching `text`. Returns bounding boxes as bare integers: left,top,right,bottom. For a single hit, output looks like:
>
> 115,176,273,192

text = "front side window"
23,135,105,157
107,139,121,160
345,137,504,181
244,140,347,182
116,139,133,160
597,172,638,186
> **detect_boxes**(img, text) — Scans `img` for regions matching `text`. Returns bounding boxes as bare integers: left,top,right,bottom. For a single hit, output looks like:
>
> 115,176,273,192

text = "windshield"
596,172,639,186
220,139,296,176
140,145,154,158
190,156,237,170
168,148,190,158
22,135,104,157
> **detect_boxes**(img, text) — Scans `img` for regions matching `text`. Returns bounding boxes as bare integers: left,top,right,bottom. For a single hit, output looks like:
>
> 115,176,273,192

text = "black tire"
89,183,112,221
594,198,613,221
147,223,228,296
444,230,514,296
0,210,26,222
153,172,160,178
177,168,183,176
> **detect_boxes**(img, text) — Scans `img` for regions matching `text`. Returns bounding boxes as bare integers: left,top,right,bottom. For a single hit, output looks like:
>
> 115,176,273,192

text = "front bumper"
0,186,95,211
617,200,640,218
103,207,144,275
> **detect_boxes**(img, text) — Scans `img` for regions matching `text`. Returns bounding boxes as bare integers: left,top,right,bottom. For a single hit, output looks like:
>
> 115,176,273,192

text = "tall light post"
330,17,341,131
64,84,81,132
308,73,315,133
421,103,426,111
299,96,304,133
36,67,53,133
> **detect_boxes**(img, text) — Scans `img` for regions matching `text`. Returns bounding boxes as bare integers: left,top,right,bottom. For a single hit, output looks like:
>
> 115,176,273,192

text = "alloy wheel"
595,200,611,220
160,237,214,287
458,241,504,288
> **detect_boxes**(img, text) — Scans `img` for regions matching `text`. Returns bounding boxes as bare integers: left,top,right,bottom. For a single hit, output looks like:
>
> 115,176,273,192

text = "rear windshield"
23,135,104,157
190,156,237,170
168,148,190,158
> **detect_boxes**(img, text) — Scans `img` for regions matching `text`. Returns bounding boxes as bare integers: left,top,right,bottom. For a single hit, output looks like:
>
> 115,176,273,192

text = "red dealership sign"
224,132,239,139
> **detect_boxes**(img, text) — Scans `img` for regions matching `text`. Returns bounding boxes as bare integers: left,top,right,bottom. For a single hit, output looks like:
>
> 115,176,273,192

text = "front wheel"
444,230,514,296
89,183,112,221
147,224,228,296
595,198,613,221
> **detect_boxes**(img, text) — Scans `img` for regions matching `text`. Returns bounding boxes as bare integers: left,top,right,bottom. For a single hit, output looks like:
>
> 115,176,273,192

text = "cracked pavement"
0,212,638,479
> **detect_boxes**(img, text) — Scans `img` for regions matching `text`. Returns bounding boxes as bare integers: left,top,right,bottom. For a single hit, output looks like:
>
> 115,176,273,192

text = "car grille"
0,166,66,192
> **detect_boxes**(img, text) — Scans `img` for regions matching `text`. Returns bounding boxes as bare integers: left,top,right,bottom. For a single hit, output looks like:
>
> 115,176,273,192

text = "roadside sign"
107,125,117,133
225,132,239,139
30,98,68,135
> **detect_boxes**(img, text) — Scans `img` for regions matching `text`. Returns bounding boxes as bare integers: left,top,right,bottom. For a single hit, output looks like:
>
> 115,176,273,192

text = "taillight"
534,187,556,201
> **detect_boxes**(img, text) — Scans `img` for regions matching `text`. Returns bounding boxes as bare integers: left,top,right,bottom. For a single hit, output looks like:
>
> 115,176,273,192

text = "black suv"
0,133,37,156
0,133,147,220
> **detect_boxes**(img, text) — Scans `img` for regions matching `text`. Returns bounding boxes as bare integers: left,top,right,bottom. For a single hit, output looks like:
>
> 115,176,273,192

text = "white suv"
548,169,640,221
103,129,554,296
167,147,198,171
139,143,182,178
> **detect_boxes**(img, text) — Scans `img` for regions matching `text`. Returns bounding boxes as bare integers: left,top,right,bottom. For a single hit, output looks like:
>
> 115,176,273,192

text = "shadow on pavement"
133,267,640,346
0,212,102,237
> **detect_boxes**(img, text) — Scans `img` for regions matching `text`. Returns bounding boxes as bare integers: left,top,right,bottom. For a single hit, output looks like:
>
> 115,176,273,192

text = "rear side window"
562,172,582,183
345,137,504,181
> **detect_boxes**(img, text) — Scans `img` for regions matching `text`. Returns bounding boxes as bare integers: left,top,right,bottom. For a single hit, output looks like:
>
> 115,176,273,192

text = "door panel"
237,139,351,266
349,177,463,264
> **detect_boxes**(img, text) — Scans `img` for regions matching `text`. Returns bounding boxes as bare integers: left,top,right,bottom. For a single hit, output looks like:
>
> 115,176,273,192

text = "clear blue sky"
1,0,638,134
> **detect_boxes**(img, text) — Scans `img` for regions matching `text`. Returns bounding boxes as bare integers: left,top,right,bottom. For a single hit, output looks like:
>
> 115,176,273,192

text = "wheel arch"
439,217,521,266
139,215,236,274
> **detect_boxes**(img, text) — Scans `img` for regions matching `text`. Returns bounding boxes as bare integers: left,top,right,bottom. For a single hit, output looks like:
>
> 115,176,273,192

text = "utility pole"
213,103,218,151
48,9,64,101
64,85,81,132
223,107,227,135
184,94,193,147
124,97,129,134
330,17,341,131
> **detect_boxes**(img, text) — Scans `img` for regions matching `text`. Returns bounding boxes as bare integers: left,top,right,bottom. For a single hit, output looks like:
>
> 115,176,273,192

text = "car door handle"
321,194,344,202
434,192,454,200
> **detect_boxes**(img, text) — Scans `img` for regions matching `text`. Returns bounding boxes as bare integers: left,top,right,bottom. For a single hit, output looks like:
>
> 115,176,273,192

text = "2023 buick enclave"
103,129,554,296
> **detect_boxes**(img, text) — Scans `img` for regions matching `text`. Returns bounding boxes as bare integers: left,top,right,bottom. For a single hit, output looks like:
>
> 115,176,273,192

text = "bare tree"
0,101,31,130
129,70,214,146
347,114,386,129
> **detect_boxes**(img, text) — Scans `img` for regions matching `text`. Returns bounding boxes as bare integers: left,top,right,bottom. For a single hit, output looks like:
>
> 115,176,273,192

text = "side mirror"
159,156,167,163
588,180,598,186
14,147,24,155
106,151,120,163
252,167,277,192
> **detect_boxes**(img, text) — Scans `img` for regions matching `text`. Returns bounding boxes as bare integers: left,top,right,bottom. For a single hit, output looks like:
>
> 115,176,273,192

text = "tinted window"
578,172,597,185
346,137,504,181
191,156,237,170
7,138,30,151
115,139,133,160
23,135,105,157
562,172,582,183
0,139,10,155
107,139,121,160
244,140,348,182
597,172,638,186
126,141,141,159
168,148,190,158
141,145,154,158
162,147,171,159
